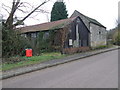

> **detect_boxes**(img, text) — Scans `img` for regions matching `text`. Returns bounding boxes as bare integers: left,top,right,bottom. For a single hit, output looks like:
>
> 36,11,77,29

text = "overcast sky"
1,0,119,30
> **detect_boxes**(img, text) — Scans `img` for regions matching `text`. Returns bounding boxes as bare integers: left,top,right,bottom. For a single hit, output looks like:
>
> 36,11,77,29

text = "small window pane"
31,33,36,38
21,34,27,37
76,18,80,23
69,39,72,45
43,32,49,40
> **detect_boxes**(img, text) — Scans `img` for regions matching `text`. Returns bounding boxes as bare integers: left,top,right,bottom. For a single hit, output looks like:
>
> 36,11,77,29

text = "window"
43,32,49,40
31,33,37,38
69,39,72,46
76,18,80,23
24,34,27,37
21,34,27,38
99,31,101,35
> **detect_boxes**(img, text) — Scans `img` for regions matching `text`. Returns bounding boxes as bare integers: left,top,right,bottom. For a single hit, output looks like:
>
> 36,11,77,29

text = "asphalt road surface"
2,50,118,88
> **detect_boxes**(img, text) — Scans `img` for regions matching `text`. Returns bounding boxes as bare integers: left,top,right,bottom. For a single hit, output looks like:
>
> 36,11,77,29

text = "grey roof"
71,10,106,29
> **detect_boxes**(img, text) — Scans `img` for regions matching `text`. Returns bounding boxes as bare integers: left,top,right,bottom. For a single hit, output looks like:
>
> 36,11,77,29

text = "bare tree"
3,0,50,29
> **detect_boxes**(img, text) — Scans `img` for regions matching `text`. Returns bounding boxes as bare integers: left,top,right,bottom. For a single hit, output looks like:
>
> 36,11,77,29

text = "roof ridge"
74,10,92,20
17,17,77,33
21,17,76,28
74,10,106,28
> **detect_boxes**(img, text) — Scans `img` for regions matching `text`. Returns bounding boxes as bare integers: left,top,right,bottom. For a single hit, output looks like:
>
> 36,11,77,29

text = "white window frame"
69,39,73,46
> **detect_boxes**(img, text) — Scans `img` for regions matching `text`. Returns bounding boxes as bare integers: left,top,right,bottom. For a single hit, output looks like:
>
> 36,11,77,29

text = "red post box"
26,49,32,57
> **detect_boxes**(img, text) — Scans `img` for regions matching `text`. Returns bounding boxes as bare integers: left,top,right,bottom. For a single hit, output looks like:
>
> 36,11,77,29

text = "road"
2,50,118,88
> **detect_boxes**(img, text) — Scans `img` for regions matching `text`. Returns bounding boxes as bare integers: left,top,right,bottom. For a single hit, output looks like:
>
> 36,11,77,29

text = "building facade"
71,10,107,48
17,16,90,54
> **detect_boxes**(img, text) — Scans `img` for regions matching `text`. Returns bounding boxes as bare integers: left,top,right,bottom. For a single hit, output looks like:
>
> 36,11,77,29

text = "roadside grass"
91,44,114,50
2,44,117,71
2,52,66,71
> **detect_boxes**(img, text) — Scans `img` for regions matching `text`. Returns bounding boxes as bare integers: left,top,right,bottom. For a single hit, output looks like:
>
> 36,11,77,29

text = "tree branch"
5,0,21,29
2,6,10,14
35,9,49,13
14,0,50,27
17,8,28,13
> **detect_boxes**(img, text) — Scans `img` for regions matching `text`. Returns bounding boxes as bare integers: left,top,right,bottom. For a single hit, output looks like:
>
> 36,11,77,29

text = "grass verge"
2,52,66,71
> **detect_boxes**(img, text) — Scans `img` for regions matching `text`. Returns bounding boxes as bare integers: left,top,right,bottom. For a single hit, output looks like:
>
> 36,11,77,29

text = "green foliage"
2,27,59,58
113,31,120,46
93,45,108,50
108,24,120,46
2,26,29,57
51,1,68,21
2,52,66,71
35,30,56,54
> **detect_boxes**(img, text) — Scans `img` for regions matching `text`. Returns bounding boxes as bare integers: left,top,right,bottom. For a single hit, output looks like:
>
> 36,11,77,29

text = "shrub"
2,56,27,64
93,45,108,50
2,26,29,58
113,31,120,46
